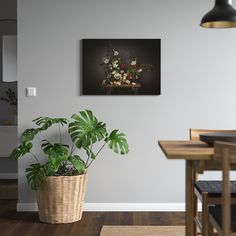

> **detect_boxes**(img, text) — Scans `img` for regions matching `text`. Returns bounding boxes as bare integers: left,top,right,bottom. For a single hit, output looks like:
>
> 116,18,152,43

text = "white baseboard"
17,202,199,212
83,203,186,212
0,173,17,179
17,203,38,212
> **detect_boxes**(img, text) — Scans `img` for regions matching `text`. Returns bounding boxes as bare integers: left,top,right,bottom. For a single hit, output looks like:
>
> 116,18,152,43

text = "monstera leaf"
69,110,107,149
84,147,96,160
41,140,69,163
26,162,59,190
10,142,33,159
26,163,44,190
105,130,129,155
33,117,67,131
68,155,86,174
20,128,39,143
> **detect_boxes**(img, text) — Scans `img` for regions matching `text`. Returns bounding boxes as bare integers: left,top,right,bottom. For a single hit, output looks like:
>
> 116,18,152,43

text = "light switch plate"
26,87,36,97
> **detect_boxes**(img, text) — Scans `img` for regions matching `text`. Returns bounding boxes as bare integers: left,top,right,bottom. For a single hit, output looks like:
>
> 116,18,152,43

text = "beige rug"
100,226,185,236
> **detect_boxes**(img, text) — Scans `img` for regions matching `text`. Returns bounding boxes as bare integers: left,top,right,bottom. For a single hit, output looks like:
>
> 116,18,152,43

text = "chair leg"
208,222,214,236
202,194,209,236
193,191,198,236
208,224,215,236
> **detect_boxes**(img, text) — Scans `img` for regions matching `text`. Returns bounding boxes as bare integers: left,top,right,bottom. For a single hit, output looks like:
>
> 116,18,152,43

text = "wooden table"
158,140,214,236
104,83,141,95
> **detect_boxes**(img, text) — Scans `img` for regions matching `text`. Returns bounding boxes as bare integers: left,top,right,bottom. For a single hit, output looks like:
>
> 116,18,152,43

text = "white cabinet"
2,35,17,82
0,126,17,157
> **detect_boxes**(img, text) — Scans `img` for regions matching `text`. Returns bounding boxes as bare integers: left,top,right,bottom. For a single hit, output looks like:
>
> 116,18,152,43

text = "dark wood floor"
0,200,185,236
0,180,17,199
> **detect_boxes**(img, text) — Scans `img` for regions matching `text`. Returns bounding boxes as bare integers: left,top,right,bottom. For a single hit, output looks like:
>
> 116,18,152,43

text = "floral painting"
82,39,161,95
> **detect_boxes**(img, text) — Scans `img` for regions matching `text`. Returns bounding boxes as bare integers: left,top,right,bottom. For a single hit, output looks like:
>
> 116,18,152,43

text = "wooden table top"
105,83,141,88
158,140,214,161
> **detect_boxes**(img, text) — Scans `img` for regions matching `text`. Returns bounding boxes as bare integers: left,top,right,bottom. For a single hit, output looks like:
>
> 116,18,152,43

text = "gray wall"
18,0,236,204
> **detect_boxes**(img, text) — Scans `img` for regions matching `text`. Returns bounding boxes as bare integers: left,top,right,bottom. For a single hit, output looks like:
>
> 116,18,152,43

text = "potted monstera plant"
11,110,129,224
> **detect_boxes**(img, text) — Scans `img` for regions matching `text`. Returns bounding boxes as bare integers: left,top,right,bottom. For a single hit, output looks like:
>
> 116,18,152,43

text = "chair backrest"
190,129,236,173
189,129,236,141
214,141,236,235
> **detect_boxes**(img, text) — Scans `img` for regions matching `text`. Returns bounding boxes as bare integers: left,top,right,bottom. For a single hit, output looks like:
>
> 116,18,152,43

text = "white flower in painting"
112,71,116,74
131,60,136,66
102,80,106,85
110,82,113,85
103,58,109,64
132,82,136,85
138,69,143,73
114,73,122,80
120,70,124,74
126,80,131,84
113,50,119,56
122,73,127,81
115,81,121,85
112,60,119,68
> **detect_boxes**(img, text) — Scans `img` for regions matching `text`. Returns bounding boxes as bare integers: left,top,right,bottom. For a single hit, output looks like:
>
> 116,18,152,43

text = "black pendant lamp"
201,0,236,28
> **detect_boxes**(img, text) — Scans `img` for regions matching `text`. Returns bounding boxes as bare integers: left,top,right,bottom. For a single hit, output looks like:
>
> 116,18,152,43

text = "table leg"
186,160,198,236
132,88,139,95
106,87,113,95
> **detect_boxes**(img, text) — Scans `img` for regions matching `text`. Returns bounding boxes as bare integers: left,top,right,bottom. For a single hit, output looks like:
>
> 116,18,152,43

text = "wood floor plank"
0,180,18,199
0,200,185,236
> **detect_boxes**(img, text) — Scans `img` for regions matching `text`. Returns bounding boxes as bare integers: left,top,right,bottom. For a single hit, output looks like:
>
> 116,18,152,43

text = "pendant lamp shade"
201,0,236,28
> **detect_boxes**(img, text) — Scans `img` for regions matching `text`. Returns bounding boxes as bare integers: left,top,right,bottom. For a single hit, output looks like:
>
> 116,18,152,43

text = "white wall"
18,0,236,208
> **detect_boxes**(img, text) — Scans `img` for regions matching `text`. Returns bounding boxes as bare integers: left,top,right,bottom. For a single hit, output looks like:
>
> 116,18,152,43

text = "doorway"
0,0,17,199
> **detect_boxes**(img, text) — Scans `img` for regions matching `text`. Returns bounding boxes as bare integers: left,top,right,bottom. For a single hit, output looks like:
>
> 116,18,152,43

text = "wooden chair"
190,129,236,236
208,141,236,236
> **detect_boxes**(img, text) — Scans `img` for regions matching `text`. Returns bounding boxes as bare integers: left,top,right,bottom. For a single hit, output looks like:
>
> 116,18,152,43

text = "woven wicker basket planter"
36,172,88,224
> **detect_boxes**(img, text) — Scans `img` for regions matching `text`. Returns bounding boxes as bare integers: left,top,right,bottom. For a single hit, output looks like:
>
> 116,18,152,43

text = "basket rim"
43,171,88,180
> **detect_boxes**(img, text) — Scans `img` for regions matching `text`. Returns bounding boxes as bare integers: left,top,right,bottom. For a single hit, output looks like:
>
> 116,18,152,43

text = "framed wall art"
82,39,161,95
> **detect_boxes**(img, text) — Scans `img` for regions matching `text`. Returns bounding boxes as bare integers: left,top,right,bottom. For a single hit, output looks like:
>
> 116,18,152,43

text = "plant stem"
86,143,106,168
85,158,89,167
70,143,75,155
38,134,47,162
58,124,62,143
85,144,93,167
30,152,40,163
95,143,106,159
86,159,94,168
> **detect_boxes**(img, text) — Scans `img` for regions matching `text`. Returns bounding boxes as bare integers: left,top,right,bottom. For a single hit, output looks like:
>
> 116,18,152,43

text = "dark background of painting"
82,39,161,95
